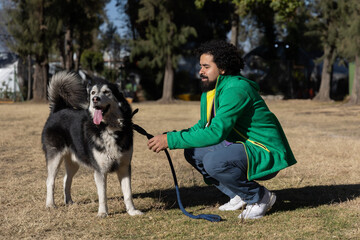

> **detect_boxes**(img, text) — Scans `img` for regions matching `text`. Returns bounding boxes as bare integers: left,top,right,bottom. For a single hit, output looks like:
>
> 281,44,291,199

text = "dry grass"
0,100,359,240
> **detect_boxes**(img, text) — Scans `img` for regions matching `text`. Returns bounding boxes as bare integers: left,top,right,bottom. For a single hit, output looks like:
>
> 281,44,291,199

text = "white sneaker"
219,195,246,211
238,188,276,219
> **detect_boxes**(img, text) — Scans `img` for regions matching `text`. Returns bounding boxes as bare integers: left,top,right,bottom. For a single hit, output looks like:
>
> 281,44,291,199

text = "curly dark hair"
195,40,244,75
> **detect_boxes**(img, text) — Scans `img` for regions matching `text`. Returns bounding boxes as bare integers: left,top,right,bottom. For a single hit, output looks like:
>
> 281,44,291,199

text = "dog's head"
87,78,131,129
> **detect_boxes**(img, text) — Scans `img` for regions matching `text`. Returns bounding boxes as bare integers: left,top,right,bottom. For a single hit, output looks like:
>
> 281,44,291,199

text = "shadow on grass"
273,184,360,212
133,184,360,212
134,185,226,210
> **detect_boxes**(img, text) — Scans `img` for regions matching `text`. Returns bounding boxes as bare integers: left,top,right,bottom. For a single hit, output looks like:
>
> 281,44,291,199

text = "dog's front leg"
117,166,143,216
94,171,108,217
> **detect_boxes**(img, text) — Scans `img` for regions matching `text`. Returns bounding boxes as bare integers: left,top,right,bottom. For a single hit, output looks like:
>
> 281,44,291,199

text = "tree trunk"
230,12,239,47
65,28,74,71
27,54,32,101
314,45,334,101
348,55,360,104
57,36,66,69
32,0,48,102
158,54,174,103
42,59,49,99
75,49,81,72
32,60,48,102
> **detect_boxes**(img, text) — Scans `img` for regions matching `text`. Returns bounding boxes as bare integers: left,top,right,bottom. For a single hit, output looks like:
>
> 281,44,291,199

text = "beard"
200,75,217,92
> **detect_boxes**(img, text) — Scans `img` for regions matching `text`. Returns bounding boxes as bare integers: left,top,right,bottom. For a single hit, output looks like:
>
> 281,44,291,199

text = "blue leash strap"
163,149,222,222
133,122,222,222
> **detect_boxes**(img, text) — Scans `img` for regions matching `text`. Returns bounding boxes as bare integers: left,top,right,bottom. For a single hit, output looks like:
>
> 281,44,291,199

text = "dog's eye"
91,91,96,95
103,90,111,96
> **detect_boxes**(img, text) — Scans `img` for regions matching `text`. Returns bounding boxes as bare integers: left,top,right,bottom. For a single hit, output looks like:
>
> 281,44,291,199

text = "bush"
80,50,104,73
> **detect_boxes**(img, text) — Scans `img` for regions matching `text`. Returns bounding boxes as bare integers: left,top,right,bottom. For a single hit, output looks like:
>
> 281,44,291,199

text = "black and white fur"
42,71,142,217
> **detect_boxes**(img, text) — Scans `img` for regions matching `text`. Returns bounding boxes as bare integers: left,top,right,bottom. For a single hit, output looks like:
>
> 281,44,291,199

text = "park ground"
0,99,359,239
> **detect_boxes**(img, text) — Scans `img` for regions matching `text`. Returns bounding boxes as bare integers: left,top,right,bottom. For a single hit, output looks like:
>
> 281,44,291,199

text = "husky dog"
42,71,143,217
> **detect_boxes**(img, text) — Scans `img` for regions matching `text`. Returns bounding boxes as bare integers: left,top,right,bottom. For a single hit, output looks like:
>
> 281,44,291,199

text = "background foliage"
1,0,360,103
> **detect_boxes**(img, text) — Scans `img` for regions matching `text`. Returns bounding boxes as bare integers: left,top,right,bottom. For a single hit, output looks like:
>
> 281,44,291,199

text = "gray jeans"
184,141,277,204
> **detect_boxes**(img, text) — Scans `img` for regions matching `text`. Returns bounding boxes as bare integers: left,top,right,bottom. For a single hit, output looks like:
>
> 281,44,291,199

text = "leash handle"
133,123,222,222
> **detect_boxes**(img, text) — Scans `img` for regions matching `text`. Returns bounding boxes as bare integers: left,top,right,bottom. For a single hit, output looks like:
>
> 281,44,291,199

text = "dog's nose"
92,96,101,103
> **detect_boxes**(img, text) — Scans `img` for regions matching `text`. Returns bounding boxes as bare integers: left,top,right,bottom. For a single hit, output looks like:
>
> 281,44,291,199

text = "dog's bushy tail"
48,71,88,113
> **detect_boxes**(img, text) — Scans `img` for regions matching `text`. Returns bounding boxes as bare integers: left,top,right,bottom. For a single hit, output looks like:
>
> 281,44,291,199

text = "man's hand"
148,134,168,153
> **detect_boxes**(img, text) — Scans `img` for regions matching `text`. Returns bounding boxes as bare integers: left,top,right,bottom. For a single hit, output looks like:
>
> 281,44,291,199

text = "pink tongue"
93,109,103,125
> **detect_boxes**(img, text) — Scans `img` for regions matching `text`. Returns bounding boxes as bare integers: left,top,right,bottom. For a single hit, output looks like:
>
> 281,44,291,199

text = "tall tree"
124,0,232,100
131,0,197,103
195,0,301,48
6,0,61,101
308,0,341,101
120,0,143,40
124,0,231,42
195,0,238,46
337,0,360,104
53,0,108,72
283,3,322,55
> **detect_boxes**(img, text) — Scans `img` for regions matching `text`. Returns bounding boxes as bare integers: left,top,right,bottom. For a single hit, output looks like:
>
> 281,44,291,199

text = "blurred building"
242,42,349,100
242,42,315,99
0,11,23,101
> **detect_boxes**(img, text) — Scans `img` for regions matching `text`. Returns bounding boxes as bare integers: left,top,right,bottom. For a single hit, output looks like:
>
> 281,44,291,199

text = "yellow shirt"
206,88,216,124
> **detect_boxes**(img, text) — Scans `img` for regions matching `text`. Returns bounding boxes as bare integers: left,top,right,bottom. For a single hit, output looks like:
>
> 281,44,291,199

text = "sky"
104,0,128,37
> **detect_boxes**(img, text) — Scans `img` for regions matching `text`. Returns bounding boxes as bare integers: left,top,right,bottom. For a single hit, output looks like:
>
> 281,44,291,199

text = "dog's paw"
127,209,143,216
97,212,108,218
46,202,57,208
65,199,74,205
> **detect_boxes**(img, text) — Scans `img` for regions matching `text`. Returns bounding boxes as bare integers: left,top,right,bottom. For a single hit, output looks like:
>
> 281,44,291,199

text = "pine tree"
307,0,341,101
5,0,109,101
6,0,61,101
195,0,301,48
131,0,197,103
52,0,108,72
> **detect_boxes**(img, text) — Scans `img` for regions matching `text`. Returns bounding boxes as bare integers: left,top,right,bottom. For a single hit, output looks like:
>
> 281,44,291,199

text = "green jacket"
167,74,297,180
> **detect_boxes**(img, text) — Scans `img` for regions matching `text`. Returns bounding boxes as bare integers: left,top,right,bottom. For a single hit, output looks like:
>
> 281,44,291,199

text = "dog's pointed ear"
86,78,94,94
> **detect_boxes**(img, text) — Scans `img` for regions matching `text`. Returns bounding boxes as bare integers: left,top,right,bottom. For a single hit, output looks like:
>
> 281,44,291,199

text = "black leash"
132,114,222,222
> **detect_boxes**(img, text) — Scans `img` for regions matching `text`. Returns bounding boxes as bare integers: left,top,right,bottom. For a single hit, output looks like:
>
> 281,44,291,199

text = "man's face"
199,53,224,92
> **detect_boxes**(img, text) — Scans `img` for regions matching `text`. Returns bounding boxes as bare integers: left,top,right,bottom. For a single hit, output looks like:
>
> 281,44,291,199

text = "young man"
148,40,297,219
